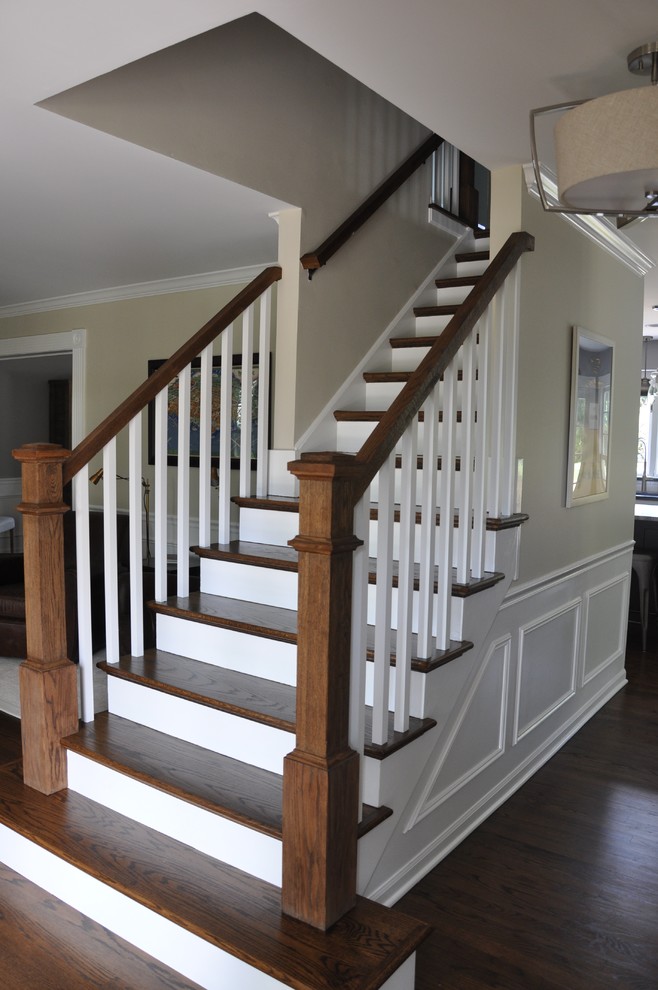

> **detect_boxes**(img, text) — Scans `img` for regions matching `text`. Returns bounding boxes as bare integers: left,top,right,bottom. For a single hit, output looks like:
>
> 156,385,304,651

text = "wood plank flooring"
1,629,656,988
398,627,658,989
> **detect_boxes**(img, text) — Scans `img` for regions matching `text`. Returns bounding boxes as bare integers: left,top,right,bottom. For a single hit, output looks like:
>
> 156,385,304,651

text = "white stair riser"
0,825,287,990
337,418,467,452
108,678,294,774
390,345,431,372
456,258,488,277
434,284,474,305
414,313,451,334
156,612,298,686
364,661,427,718
201,558,298,611
365,381,406,409
67,752,282,886
240,507,299,546
366,583,464,639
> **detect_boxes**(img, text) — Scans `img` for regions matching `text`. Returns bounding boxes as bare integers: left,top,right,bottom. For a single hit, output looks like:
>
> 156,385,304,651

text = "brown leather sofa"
0,511,130,660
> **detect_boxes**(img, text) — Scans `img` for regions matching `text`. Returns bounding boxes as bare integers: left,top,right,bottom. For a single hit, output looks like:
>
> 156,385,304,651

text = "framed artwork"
147,355,265,468
566,327,613,507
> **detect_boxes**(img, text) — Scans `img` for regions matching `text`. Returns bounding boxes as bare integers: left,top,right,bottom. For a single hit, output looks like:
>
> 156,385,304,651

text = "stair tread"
64,707,392,841
151,591,298,644
232,494,300,513
152,594,472,675
389,335,440,349
64,711,285,838
0,858,202,990
434,275,481,289
455,249,490,263
0,765,429,989
193,541,299,572
413,304,459,317
102,649,296,730
334,408,462,422
229,495,528,535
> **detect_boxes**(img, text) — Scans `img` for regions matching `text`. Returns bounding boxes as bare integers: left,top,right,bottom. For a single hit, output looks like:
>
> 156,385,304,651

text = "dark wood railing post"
13,443,78,794
282,452,362,929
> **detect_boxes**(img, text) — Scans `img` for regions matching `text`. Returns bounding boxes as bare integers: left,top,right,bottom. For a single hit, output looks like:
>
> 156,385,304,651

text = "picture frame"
147,355,265,469
566,327,613,507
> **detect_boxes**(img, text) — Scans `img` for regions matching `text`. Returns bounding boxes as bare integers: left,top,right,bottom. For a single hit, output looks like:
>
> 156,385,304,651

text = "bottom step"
0,859,201,990
0,741,429,990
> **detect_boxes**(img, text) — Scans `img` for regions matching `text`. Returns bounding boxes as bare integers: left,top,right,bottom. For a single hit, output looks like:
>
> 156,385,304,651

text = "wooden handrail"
351,231,535,499
300,133,443,277
63,266,282,485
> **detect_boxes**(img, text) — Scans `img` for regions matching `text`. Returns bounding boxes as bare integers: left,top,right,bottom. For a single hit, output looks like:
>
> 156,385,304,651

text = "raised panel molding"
405,636,510,829
582,573,630,686
514,600,580,743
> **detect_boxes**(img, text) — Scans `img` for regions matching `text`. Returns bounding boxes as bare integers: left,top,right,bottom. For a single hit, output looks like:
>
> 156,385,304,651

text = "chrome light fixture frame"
529,41,658,221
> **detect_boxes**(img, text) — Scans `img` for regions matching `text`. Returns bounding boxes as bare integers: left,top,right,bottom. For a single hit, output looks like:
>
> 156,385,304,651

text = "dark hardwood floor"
398,626,658,989
0,627,656,988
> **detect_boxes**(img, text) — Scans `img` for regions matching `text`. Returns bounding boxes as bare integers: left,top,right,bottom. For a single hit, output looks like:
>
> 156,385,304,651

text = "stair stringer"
295,227,474,455
356,526,521,897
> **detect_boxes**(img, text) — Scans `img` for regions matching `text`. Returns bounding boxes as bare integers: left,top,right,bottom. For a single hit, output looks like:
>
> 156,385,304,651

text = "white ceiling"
3,0,658,324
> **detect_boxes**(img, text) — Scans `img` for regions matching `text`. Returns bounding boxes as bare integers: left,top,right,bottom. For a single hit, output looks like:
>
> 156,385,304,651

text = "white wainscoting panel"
412,637,510,824
582,574,629,685
359,541,632,907
514,600,580,743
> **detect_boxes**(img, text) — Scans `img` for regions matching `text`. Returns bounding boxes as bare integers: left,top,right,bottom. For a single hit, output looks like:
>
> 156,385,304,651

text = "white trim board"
0,330,86,447
0,264,275,319
523,163,654,278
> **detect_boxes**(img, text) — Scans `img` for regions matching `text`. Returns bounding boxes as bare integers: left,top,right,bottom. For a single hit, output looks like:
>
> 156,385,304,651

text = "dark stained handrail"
300,133,443,277
348,231,535,500
63,266,282,485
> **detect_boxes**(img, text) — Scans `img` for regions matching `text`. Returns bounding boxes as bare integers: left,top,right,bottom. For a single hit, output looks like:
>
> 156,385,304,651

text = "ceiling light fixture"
642,335,653,397
530,41,658,220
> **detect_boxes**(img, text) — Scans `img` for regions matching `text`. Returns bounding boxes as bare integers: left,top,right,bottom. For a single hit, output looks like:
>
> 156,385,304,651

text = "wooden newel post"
13,443,78,794
282,452,362,929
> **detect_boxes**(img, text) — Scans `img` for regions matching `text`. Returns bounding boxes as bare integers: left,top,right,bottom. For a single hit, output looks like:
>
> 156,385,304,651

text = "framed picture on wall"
147,355,266,469
566,327,614,507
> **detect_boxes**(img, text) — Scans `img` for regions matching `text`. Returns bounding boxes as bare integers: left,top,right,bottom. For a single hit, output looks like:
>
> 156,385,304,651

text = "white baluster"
371,453,395,746
102,439,120,663
240,305,254,498
217,324,234,545
128,415,144,657
471,308,491,579
500,268,521,515
455,335,475,585
488,289,506,518
177,365,191,597
350,493,369,818
417,386,439,659
256,287,272,498
394,423,417,733
435,367,456,651
154,386,168,602
198,343,213,548
73,470,94,722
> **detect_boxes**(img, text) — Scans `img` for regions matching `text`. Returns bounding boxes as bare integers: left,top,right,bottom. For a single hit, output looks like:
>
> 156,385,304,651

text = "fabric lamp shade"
555,86,658,211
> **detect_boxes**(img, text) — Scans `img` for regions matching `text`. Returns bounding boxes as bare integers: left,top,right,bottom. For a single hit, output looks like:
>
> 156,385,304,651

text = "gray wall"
0,354,72,476
492,167,642,585
41,13,454,443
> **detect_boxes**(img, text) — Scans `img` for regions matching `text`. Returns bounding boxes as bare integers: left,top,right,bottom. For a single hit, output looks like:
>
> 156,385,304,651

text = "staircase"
2,231,534,989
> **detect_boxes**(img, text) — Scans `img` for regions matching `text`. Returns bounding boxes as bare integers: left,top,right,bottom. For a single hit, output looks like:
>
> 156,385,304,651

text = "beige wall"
492,166,642,584
0,283,249,507
42,13,454,444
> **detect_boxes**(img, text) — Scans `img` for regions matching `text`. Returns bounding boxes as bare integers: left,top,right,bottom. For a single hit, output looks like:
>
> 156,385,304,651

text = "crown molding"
523,163,655,278
0,263,275,319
